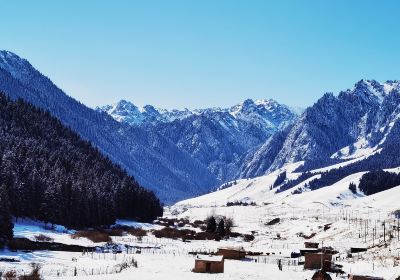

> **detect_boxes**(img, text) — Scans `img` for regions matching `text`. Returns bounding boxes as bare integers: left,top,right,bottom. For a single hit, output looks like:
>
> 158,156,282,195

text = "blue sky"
1,0,399,109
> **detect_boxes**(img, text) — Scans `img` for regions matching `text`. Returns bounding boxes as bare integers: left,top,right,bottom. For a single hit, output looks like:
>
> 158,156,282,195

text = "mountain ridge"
98,98,299,181
0,50,218,204
239,79,400,178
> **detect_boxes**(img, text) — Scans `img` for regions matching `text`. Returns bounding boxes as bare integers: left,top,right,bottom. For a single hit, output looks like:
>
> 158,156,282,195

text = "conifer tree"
217,219,225,237
206,216,216,233
0,184,13,246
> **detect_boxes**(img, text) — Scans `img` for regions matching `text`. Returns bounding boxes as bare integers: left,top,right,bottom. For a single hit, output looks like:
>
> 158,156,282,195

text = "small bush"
34,234,53,242
108,228,125,237
153,227,195,239
349,182,357,194
229,232,242,238
193,232,220,241
226,201,256,207
126,227,147,237
71,230,111,243
4,270,17,280
393,210,400,219
224,217,234,235
188,220,205,228
243,234,255,242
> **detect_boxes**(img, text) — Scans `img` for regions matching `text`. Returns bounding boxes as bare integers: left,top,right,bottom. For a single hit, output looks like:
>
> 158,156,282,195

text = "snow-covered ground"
1,163,400,279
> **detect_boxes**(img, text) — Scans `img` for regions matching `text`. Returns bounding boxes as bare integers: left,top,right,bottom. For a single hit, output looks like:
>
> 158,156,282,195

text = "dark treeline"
272,171,286,188
0,93,163,234
277,172,313,193
306,147,400,192
356,170,400,195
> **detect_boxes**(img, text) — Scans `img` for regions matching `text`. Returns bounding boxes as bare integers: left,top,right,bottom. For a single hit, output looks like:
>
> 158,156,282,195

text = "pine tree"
0,184,13,246
206,216,216,233
217,219,225,237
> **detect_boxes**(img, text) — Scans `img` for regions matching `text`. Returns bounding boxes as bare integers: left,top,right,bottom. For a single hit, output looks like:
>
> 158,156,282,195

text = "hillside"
240,80,400,177
0,93,162,231
0,50,217,203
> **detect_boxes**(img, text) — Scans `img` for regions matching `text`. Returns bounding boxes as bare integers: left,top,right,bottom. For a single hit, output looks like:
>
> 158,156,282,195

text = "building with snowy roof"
193,255,224,273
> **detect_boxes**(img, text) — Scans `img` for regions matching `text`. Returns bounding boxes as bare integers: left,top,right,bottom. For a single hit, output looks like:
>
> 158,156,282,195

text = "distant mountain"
0,50,217,204
240,79,400,177
98,99,298,181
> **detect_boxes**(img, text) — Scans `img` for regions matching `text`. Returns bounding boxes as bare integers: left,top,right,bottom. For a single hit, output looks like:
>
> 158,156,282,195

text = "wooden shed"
217,247,246,260
193,255,224,273
305,241,319,249
312,270,332,280
348,275,384,280
304,252,332,271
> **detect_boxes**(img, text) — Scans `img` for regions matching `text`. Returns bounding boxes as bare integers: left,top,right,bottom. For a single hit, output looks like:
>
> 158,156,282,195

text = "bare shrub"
126,227,147,237
229,232,242,238
4,270,17,280
153,227,195,240
243,234,255,242
224,217,234,235
108,228,125,237
71,230,111,243
193,232,221,241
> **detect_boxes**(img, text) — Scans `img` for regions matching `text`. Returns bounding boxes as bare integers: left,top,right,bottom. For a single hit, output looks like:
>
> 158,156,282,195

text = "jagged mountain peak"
343,79,400,104
98,97,298,182
99,98,298,127
0,50,36,81
239,79,400,179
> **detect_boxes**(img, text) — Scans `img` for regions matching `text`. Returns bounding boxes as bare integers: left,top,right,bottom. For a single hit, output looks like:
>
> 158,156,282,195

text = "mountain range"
97,99,298,181
0,50,399,204
0,51,217,203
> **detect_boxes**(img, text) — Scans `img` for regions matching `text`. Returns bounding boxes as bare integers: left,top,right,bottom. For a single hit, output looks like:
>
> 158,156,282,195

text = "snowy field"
1,162,400,279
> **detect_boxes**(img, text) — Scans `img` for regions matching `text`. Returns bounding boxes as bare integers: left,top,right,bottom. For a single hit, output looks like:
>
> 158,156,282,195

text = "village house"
217,247,246,260
304,252,333,271
193,255,224,273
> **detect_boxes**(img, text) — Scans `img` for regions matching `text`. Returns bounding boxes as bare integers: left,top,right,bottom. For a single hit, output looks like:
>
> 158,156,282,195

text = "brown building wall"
305,242,319,248
217,249,245,260
304,253,332,270
193,260,224,273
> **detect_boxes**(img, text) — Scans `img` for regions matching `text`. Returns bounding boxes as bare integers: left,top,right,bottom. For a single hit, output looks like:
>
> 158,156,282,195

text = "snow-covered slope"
177,162,400,213
240,80,400,177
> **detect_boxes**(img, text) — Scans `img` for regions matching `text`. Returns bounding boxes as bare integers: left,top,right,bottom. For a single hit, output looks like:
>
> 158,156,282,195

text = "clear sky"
1,0,399,109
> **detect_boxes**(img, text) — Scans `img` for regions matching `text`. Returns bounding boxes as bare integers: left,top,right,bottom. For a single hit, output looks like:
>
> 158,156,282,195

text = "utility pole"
320,241,324,270
383,221,386,243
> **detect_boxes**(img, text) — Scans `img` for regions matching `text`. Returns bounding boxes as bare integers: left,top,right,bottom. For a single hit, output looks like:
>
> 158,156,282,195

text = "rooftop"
196,255,224,262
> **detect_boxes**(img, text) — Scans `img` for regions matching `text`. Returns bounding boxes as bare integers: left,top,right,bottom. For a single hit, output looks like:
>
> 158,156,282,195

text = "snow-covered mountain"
239,79,400,178
176,161,400,212
98,99,298,181
0,50,218,204
98,98,297,130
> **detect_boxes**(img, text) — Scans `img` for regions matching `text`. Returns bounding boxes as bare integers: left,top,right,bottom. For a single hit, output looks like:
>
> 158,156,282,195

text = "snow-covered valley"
2,161,400,279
